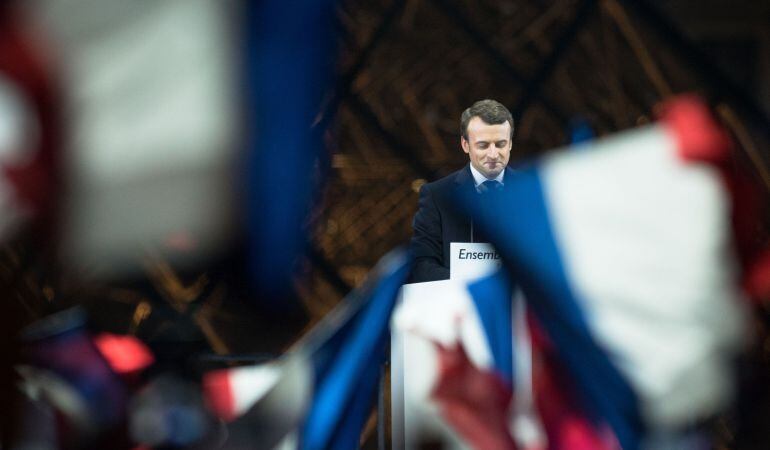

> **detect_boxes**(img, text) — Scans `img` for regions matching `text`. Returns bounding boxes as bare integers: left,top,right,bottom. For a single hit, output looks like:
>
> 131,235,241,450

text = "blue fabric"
570,118,595,145
22,310,127,427
326,349,383,449
301,251,411,450
459,166,643,450
243,0,336,305
467,271,515,387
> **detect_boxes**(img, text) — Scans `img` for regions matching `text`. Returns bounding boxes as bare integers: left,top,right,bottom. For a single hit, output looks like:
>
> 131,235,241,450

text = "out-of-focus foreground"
2,0,770,449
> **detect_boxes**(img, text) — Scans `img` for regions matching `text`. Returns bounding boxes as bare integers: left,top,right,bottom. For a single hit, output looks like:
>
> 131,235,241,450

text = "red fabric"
726,173,770,303
93,333,154,376
658,95,731,164
532,345,619,450
745,249,770,300
428,320,619,450
202,370,237,422
523,317,619,450
0,8,60,224
430,340,517,450
658,95,770,304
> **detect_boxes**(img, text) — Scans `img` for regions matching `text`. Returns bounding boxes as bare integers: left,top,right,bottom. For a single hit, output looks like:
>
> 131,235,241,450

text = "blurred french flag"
0,7,58,242
204,249,412,450
18,309,132,446
462,97,749,450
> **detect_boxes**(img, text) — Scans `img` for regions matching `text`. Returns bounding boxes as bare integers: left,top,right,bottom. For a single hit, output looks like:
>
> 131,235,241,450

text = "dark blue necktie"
479,180,503,194
474,180,502,241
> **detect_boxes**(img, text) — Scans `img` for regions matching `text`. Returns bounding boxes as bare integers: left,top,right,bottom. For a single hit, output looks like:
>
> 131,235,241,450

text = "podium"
391,243,540,449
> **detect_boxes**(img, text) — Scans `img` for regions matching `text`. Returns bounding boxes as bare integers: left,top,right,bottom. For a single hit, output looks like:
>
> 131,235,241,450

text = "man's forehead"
467,116,511,139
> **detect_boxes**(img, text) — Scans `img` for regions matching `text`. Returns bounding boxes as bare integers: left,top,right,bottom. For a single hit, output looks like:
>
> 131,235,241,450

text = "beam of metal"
325,0,445,183
307,93,436,293
430,0,571,124
347,93,438,180
310,3,598,298
309,1,598,290
512,0,597,118
317,0,409,130
307,1,410,294
620,0,770,144
306,243,352,296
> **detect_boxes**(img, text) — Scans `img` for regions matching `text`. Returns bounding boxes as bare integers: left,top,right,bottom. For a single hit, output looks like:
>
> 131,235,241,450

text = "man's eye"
496,141,507,148
477,143,489,149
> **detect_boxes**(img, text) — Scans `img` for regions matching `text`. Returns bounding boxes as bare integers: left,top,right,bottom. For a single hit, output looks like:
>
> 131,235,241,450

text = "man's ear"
461,137,469,154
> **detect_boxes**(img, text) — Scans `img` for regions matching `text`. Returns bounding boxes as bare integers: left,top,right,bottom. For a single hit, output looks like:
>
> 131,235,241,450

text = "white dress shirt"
469,164,505,192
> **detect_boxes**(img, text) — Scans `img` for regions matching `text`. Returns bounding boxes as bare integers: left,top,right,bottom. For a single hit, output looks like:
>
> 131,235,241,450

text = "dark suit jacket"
409,164,514,283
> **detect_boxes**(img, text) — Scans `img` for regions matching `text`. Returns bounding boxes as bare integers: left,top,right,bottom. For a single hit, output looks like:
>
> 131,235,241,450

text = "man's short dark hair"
461,99,514,140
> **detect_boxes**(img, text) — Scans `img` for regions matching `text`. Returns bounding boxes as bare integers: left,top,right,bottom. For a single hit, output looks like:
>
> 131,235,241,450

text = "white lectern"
391,243,541,450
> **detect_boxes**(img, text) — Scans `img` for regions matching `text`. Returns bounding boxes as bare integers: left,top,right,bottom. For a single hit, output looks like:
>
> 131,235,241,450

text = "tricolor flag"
0,7,58,241
394,271,547,450
204,249,411,449
461,96,748,449
17,308,130,447
20,1,239,276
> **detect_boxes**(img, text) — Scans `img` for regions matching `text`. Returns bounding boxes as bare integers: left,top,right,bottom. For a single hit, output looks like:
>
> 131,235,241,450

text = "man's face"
461,116,512,179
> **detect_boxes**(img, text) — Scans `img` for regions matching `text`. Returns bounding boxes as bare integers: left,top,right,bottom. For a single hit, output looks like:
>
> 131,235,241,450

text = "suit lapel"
452,165,476,243
453,164,475,192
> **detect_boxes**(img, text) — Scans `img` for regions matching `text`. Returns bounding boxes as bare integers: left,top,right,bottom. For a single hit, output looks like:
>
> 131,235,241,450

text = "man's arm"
409,183,450,282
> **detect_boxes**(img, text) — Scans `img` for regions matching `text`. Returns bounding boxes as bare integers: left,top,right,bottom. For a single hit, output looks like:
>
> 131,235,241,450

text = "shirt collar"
469,164,505,187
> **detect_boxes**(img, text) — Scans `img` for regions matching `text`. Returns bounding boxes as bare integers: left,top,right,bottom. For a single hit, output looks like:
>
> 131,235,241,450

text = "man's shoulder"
422,166,469,193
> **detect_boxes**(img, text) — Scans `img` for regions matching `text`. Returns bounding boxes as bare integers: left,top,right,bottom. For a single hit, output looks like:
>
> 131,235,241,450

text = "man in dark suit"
409,99,515,282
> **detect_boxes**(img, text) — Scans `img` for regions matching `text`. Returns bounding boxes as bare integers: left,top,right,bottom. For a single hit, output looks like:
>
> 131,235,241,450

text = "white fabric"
228,363,282,416
0,75,36,240
394,280,492,450
0,74,39,168
541,125,747,428
26,0,239,275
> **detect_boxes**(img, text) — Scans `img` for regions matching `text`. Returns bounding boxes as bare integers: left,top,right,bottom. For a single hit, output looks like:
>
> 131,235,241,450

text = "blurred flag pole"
243,0,337,313
204,249,412,449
